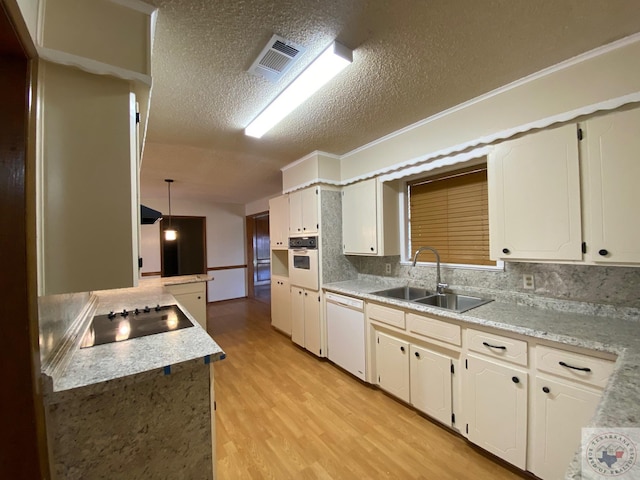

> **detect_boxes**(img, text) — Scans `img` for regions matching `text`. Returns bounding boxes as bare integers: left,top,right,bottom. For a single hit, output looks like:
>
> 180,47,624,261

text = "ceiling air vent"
248,34,306,82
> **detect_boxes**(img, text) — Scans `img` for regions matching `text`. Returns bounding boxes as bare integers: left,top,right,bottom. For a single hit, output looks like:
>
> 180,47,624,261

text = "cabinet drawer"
166,282,206,296
467,329,528,366
367,303,405,329
536,345,614,389
407,313,461,346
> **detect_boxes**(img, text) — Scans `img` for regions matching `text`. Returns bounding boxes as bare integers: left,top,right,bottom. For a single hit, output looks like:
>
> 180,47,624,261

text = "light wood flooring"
208,298,528,480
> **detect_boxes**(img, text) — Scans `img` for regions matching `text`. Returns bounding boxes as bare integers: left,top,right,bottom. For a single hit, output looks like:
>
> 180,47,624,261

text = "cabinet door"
166,283,207,329
530,375,601,480
376,332,410,403
303,289,322,357
290,286,305,347
488,124,582,261
40,62,138,294
410,344,452,426
343,179,378,254
289,191,303,235
269,195,289,249
585,109,640,264
465,354,528,469
300,187,319,234
270,277,291,334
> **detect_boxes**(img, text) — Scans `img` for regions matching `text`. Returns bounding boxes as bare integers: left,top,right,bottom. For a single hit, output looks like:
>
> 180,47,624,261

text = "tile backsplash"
350,255,640,310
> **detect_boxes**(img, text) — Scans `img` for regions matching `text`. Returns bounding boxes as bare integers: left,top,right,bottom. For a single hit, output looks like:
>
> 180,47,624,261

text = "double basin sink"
371,286,492,313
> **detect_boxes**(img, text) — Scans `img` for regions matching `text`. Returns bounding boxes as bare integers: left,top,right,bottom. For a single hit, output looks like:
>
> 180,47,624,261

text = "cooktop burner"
80,304,193,348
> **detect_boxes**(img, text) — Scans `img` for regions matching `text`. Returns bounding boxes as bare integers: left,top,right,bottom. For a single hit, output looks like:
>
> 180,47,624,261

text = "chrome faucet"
412,246,448,295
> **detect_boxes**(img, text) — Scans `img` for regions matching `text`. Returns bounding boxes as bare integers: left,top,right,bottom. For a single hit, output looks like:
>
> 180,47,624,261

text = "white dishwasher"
325,292,365,380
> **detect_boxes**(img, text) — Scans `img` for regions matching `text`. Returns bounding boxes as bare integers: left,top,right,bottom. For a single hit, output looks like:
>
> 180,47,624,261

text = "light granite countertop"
138,273,215,287
42,281,225,401
322,277,640,480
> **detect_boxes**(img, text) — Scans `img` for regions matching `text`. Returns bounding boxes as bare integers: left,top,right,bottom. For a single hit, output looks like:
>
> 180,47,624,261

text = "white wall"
140,196,247,302
245,194,274,216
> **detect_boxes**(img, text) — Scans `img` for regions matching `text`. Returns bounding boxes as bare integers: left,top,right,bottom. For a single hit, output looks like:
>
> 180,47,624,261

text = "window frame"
399,160,504,271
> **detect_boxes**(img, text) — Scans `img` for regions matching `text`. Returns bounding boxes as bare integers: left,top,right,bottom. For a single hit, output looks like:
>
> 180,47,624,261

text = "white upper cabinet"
583,108,640,264
39,62,139,295
342,178,399,256
488,123,582,262
269,194,289,249
289,187,318,236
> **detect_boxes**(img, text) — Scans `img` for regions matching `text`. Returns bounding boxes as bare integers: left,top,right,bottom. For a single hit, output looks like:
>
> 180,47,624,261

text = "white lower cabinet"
530,375,601,480
166,282,207,330
374,329,456,426
271,276,291,334
410,344,453,427
375,331,410,403
367,300,614,479
291,287,322,356
529,344,613,479
464,354,528,470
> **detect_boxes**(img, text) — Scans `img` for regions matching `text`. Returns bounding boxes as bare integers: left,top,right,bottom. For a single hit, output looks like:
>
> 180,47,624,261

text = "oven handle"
292,249,311,254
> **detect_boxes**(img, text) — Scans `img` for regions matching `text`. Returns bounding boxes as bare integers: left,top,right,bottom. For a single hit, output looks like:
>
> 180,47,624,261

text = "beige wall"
340,37,640,181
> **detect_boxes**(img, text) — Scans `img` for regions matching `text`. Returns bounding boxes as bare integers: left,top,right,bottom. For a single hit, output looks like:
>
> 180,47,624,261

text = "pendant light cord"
165,179,174,230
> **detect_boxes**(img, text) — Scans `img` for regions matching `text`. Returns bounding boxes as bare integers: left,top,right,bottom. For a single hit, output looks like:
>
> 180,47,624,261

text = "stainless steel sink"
371,286,434,300
413,293,492,313
370,287,492,313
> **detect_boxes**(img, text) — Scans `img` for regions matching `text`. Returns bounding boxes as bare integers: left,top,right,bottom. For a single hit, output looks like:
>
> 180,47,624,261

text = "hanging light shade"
164,179,177,241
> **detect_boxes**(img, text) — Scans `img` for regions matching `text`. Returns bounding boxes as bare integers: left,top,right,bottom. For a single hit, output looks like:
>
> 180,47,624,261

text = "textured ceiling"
140,0,640,205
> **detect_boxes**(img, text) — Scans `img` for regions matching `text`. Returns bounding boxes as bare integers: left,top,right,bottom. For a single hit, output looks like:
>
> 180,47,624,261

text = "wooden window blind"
408,164,494,266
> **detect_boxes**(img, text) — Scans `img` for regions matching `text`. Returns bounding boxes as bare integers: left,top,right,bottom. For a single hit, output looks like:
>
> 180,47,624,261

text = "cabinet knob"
414,351,420,358
304,292,308,296
598,249,609,256
303,227,306,231
502,248,510,254
370,247,374,252
400,346,405,352
197,296,201,299
542,386,550,394
299,291,302,295
512,376,520,384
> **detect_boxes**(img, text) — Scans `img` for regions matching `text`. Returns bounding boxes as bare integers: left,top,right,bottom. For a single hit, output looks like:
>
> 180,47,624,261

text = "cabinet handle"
482,341,507,350
414,351,420,358
598,249,609,256
559,361,591,372
542,386,550,393
400,346,405,352
502,248,510,254
512,376,520,384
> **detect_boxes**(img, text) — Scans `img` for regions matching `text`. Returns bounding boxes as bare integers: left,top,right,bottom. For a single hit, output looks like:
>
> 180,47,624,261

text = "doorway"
160,216,207,277
246,212,271,303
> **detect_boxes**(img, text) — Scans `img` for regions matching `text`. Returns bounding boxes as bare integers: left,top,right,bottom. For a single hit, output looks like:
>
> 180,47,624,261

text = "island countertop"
42,281,225,400
322,277,640,480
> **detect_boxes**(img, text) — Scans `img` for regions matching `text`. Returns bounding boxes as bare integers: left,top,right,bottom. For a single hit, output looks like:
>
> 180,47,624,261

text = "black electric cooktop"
80,304,193,348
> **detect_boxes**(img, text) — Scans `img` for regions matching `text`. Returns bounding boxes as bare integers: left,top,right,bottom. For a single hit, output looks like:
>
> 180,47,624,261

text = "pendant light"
164,179,177,241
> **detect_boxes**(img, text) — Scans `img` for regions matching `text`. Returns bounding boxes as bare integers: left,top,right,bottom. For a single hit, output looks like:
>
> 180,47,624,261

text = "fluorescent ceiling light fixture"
245,41,353,138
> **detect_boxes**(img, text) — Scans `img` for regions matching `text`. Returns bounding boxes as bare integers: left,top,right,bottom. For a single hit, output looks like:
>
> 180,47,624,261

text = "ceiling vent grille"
248,35,306,82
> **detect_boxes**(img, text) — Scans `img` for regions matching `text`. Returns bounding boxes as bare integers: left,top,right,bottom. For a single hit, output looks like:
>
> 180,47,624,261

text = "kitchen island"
41,278,225,480
323,276,639,480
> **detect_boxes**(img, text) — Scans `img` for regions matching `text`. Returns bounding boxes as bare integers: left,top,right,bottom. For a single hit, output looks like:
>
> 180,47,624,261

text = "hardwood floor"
208,298,527,480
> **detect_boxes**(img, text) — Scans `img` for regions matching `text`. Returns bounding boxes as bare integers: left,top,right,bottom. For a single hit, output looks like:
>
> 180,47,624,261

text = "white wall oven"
288,236,319,290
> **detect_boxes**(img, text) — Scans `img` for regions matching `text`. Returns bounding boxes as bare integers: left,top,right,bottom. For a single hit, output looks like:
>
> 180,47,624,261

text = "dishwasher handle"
325,292,364,311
